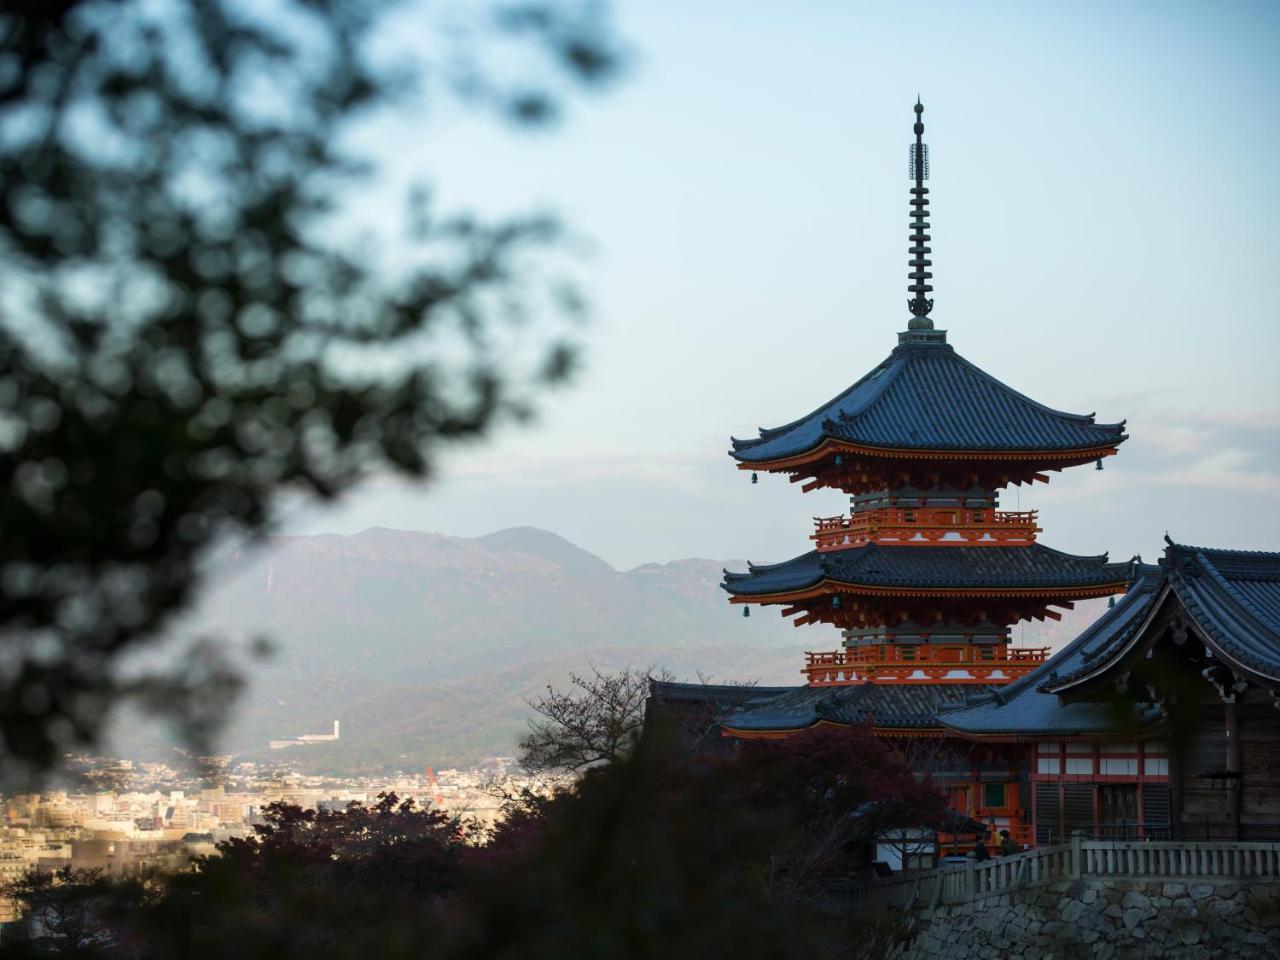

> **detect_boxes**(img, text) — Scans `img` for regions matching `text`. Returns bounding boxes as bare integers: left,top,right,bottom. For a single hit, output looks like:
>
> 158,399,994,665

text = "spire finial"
907,98,934,330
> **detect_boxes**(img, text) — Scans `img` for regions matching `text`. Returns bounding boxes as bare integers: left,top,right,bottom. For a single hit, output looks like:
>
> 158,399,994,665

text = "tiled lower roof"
939,566,1164,735
722,682,997,733
647,680,794,705
655,541,1276,740
722,543,1136,597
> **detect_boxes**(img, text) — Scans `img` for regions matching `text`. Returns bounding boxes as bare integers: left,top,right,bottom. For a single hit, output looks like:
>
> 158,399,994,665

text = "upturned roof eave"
935,715,1165,740
1038,581,1178,697
729,340,1129,465
723,575,1133,604
729,435,1128,469
1170,577,1280,685
1042,544,1280,695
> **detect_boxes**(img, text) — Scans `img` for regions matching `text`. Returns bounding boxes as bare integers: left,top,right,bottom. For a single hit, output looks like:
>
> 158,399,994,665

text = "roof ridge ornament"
901,98,947,345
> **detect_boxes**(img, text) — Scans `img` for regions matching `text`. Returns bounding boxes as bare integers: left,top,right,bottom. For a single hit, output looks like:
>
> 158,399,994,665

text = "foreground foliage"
0,725,943,959
0,0,621,777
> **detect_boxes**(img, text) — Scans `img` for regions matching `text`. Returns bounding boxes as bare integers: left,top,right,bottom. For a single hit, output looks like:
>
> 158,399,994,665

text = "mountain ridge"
151,525,799,772
113,525,1108,773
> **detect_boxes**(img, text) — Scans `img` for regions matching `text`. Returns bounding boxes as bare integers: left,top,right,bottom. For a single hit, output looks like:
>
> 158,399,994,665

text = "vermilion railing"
802,644,1050,686
812,507,1042,551
806,645,1050,667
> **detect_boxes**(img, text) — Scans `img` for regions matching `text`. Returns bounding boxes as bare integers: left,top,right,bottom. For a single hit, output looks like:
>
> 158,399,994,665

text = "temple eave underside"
737,444,1122,493
728,581,1130,608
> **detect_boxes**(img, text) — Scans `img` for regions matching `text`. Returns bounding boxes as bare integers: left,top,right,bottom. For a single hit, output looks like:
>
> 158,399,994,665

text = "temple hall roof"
722,682,996,734
647,678,997,736
1164,542,1280,681
722,543,1136,598
1044,542,1280,692
645,680,795,711
938,566,1164,737
730,339,1127,464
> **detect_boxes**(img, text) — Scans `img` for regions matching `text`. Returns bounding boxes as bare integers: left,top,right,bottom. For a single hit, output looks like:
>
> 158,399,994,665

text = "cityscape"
0,754,542,924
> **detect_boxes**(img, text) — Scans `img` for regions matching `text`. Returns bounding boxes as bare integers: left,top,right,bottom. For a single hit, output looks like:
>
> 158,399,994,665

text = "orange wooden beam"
736,439,1121,472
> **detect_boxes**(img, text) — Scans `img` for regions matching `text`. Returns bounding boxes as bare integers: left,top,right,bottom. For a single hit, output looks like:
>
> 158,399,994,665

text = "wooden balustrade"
809,645,1050,666
812,507,1042,551
837,837,1280,914
803,644,1050,686
1078,840,1280,880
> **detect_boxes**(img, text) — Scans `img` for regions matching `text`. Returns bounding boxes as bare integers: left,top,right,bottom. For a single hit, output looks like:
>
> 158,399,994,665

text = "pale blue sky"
290,1,1280,581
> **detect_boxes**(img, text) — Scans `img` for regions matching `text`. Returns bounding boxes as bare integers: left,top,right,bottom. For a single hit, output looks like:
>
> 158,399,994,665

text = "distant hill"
140,527,804,772
114,526,1111,773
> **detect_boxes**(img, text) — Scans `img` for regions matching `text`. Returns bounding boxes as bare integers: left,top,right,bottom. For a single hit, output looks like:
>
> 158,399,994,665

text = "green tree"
0,0,622,777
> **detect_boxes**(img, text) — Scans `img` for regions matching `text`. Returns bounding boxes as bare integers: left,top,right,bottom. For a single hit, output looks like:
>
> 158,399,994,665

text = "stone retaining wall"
889,879,1280,960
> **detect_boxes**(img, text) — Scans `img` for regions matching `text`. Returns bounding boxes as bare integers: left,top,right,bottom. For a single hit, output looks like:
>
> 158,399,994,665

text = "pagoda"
723,100,1135,688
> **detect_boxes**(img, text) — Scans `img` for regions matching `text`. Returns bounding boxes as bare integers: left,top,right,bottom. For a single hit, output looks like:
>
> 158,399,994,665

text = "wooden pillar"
1137,741,1146,839
1225,698,1242,840
1225,700,1241,771
1168,741,1182,841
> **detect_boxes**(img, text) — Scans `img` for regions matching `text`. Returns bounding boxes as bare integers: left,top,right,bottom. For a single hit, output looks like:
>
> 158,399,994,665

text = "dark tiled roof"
1168,543,1280,679
939,567,1164,736
731,339,1127,463
646,680,794,705
718,682,996,733
644,681,802,753
1047,543,1280,691
723,543,1136,597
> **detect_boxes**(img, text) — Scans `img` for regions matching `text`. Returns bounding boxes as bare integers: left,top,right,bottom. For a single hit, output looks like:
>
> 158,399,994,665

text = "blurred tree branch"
0,0,623,777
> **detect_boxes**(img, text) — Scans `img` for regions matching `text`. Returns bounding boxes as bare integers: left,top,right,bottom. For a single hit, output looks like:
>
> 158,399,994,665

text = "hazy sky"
289,1,1280,576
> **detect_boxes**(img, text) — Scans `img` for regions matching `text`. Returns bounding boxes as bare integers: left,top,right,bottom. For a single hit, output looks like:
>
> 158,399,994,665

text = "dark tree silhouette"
0,728,947,958
0,1,622,776
451,721,945,959
733,726,948,902
0,793,474,957
0,867,129,954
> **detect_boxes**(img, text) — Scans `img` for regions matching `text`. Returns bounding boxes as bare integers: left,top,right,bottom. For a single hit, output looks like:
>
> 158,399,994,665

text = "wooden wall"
1177,703,1234,835
1173,692,1280,840
1241,697,1280,840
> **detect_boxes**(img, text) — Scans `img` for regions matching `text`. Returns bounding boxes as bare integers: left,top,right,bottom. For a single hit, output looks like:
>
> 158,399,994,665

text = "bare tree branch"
518,665,671,774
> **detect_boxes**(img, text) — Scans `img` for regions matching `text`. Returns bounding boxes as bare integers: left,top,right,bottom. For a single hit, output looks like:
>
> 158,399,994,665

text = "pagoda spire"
907,97,935,330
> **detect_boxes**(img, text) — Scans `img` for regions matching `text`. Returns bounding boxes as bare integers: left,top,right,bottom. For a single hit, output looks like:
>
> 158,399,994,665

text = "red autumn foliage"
733,724,948,833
